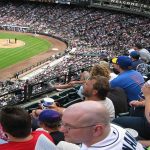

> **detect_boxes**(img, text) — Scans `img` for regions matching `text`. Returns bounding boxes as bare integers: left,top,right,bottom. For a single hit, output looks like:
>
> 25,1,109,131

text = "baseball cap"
117,56,132,68
130,51,140,59
111,57,118,64
39,109,61,123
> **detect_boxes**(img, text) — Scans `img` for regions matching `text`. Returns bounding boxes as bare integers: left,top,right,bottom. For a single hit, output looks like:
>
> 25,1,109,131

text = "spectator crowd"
0,1,150,150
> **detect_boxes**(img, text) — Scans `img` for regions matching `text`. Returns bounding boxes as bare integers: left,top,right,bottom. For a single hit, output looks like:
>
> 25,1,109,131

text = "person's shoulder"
110,74,124,84
32,130,53,142
111,124,144,150
57,141,80,150
32,130,48,135
35,134,57,150
0,143,10,148
139,48,150,55
127,69,141,76
110,77,119,86
105,97,113,103
0,142,23,149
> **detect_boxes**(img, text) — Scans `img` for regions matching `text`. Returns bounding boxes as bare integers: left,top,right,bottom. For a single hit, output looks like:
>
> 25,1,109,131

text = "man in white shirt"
48,75,115,120
134,43,150,63
60,101,144,150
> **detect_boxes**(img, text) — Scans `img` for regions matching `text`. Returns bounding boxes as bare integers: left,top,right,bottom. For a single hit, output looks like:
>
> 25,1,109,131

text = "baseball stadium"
0,0,150,148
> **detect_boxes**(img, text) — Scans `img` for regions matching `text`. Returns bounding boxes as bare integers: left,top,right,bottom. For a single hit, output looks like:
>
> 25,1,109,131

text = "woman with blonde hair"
90,64,110,79
99,60,118,81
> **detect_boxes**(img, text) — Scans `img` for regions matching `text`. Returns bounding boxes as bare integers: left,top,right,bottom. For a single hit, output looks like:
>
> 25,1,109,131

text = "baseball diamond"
0,31,67,80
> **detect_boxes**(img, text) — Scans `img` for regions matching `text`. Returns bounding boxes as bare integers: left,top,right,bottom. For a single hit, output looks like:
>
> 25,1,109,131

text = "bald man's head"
60,101,110,145
63,101,110,126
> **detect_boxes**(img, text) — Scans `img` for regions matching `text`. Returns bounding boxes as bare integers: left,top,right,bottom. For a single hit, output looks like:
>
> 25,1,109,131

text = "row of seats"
50,87,81,107
25,87,82,112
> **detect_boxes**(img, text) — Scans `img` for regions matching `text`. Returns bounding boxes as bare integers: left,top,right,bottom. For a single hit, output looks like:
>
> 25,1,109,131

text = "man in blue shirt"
110,56,144,104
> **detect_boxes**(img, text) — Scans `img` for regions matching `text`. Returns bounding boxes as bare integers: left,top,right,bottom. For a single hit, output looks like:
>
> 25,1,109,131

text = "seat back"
107,87,128,117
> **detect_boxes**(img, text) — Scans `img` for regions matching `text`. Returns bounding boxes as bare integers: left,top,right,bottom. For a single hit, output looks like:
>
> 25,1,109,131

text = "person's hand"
129,100,144,107
48,102,65,114
142,83,150,98
31,109,43,118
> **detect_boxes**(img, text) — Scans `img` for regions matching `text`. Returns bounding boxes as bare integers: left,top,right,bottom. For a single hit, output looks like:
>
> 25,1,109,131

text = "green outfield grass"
0,32,52,69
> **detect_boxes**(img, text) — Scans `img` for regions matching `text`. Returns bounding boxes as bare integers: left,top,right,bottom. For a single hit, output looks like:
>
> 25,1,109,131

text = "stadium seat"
50,95,60,100
68,92,80,100
107,87,128,117
55,95,69,107
63,98,83,108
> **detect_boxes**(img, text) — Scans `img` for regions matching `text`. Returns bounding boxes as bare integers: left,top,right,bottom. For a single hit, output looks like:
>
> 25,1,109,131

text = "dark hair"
81,68,85,73
0,106,31,138
40,121,61,129
131,55,140,60
90,75,110,100
135,43,143,49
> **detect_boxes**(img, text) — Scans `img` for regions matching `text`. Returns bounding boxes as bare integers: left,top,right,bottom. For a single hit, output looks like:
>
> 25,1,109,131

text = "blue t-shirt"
110,70,144,103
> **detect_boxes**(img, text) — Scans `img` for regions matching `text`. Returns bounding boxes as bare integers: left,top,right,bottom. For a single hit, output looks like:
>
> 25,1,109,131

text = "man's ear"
92,125,104,137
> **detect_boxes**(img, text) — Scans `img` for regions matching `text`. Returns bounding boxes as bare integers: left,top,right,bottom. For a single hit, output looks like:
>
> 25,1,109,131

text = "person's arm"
69,80,85,85
142,83,150,123
54,84,73,89
129,100,145,107
139,140,150,147
54,80,85,89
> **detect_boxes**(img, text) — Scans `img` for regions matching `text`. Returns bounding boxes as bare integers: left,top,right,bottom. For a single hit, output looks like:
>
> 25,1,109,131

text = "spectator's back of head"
90,64,110,80
130,51,140,60
38,109,61,129
60,101,110,144
65,101,110,125
135,43,143,50
99,61,110,70
0,106,31,138
117,56,132,70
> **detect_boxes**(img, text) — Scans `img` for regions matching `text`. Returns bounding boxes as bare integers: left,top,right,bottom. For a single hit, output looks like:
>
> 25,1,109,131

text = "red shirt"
0,131,54,150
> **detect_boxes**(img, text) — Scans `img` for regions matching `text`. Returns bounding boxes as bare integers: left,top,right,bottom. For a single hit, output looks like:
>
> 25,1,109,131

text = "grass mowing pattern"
0,33,52,69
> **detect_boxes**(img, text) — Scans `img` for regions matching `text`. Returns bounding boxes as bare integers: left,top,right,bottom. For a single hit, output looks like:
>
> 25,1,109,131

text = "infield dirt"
0,39,25,48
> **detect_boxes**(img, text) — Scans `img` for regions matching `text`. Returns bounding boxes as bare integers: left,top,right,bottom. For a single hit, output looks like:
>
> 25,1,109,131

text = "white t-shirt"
81,124,144,150
100,97,115,121
139,48,150,63
77,86,84,100
109,73,118,82
35,134,58,150
57,141,80,150
77,92,115,120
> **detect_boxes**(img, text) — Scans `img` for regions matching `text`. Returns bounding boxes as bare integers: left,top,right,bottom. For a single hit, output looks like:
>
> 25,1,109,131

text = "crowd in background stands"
0,1,149,50
29,56,101,83
131,0,150,4
0,1,149,107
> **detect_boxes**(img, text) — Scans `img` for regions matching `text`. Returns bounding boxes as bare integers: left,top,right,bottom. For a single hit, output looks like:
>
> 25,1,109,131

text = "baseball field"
0,32,52,69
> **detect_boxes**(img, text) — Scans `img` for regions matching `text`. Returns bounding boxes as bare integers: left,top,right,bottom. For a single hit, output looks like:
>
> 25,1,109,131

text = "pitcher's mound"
0,39,25,48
